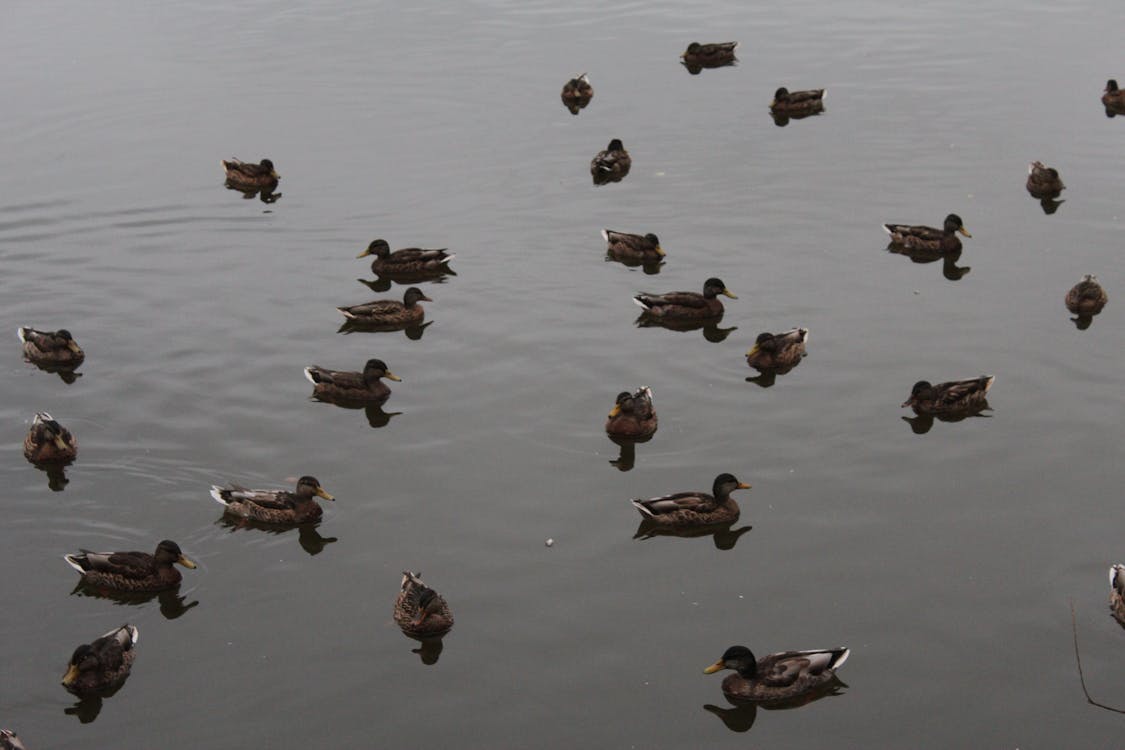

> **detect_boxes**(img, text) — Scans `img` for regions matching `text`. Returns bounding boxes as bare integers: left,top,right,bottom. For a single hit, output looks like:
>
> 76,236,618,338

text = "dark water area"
2,1,1124,747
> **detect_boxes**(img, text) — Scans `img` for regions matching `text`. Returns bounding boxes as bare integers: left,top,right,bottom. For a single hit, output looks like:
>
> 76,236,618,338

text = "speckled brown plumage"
1026,161,1065,198
602,230,665,264
883,214,971,253
1103,79,1125,113
64,540,196,593
357,239,455,278
770,87,825,116
634,277,736,320
18,327,84,367
394,572,454,638
221,157,279,190
590,139,631,184
23,412,76,463
746,328,809,371
561,74,593,114
210,475,334,525
1110,565,1125,628
631,473,750,528
901,375,994,415
61,624,138,697
681,41,738,70
1065,274,1107,316
337,287,431,328
704,645,850,703
606,386,657,440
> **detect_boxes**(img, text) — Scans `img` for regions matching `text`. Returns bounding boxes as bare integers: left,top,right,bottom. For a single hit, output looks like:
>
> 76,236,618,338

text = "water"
2,1,1125,747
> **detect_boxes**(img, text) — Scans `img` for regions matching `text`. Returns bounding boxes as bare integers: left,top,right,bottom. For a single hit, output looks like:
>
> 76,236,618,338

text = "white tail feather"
210,485,229,505
882,224,894,235
337,307,356,319
17,327,28,342
631,499,655,518
601,229,610,241
303,367,318,385
632,296,651,311
831,647,850,669
63,553,86,574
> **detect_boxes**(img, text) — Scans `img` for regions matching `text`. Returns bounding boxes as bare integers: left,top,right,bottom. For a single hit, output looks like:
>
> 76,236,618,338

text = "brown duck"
220,158,279,189
561,73,593,114
18,327,84,367
590,139,631,183
681,41,738,70
64,540,197,593
337,287,431,328
394,571,454,638
602,230,665,264
606,386,657,440
883,214,971,253
634,277,736,320
61,624,139,697
631,473,750,528
23,412,77,463
1065,274,1107,316
305,359,402,404
746,328,809,371
1026,161,1065,198
704,645,850,703
356,239,455,278
770,87,826,116
901,375,994,415
210,475,335,524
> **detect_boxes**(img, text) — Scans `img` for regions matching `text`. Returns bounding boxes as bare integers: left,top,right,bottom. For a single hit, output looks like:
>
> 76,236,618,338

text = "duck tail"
631,499,655,518
632,295,652,311
303,367,320,385
16,326,28,343
209,485,230,505
63,553,88,574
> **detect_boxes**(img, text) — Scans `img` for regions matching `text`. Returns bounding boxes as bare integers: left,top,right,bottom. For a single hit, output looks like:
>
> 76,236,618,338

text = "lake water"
2,1,1125,747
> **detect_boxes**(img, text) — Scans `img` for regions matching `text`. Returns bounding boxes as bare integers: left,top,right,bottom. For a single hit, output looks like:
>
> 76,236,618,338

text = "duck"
220,158,279,189
1065,274,1108,316
394,571,454,638
901,375,994,415
746,328,809,371
1110,565,1125,627
634,277,736,320
602,230,665,264
631,472,750,528
770,87,826,116
0,729,27,750
64,540,197,593
704,645,850,703
210,475,335,524
681,42,738,69
1026,161,1065,198
61,624,139,697
1103,79,1125,112
356,239,455,277
883,214,971,253
23,412,77,463
606,386,657,440
17,327,84,366
590,139,631,181
561,73,594,113
337,287,432,327
305,359,401,404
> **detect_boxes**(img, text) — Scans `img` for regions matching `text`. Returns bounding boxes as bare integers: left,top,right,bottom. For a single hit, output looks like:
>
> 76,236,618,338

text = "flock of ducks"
5,42,1123,750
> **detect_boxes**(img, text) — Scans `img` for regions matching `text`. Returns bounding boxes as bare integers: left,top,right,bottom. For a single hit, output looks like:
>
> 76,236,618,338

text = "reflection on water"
634,314,737,343
1037,197,1065,215
337,319,432,340
223,181,281,204
215,516,339,557
69,582,199,620
633,520,752,551
356,273,454,294
406,635,446,665
23,359,82,383
886,244,971,281
28,458,71,491
309,397,403,429
65,694,107,724
605,253,663,275
703,678,848,733
902,401,992,435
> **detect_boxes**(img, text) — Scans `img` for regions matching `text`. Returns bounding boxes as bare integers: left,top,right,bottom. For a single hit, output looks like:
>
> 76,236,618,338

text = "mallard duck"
64,540,197,593
602,230,665,263
394,571,454,638
681,42,738,69
883,214,971,253
634,277,736,320
220,158,279,189
1103,79,1125,111
1026,161,1065,198
901,375,994,415
356,239,455,277
1109,565,1125,627
561,73,593,113
61,624,138,697
23,412,76,463
746,328,809,371
606,386,657,440
210,475,335,524
590,139,631,181
17,327,84,366
704,645,850,703
305,359,401,404
337,287,432,328
631,472,750,527
770,87,826,115
0,730,27,750
1065,274,1108,315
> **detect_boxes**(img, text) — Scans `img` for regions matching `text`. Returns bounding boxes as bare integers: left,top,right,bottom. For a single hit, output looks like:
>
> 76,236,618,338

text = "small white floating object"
545,538,554,547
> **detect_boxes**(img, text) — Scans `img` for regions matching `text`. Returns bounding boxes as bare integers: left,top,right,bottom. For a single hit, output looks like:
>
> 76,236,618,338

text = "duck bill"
53,435,69,451
703,660,725,675
356,248,373,258
384,371,403,382
418,294,434,302
722,289,738,299
957,227,972,238
746,344,760,357
736,482,752,490
654,245,666,257
608,404,622,418
316,487,336,502
61,664,80,685
270,170,280,180
67,341,82,353
769,99,778,109
177,555,198,569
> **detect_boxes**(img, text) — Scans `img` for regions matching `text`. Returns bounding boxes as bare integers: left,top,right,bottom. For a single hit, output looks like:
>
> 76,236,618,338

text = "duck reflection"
24,360,82,383
634,314,737,343
1038,197,1065,215
770,105,824,128
901,402,992,435
608,438,640,471
633,520,752,550
64,694,108,724
885,244,971,281
224,181,281,204
407,634,446,665
606,253,664,275
356,274,454,295
215,516,339,556
337,319,432,340
69,581,199,620
702,677,847,733
310,397,403,429
30,459,71,491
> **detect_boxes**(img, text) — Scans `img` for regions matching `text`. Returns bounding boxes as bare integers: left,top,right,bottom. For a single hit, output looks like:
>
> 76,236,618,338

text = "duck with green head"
602,230,665,265
211,475,335,525
631,473,750,528
883,214,971,253
634,277,736,320
64,540,197,593
704,645,850,702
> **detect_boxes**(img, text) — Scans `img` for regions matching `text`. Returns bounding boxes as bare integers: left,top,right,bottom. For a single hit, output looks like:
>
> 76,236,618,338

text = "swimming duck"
634,277,736,320
746,328,809,371
1103,79,1125,112
356,239,455,278
0,729,27,750
704,645,850,703
1110,565,1125,627
602,230,665,264
631,472,750,527
901,375,994,415
606,386,657,440
590,139,631,183
18,327,84,366
561,73,594,114
770,87,826,116
210,475,334,524
1065,274,1108,316
1026,162,1065,198
394,571,454,638
64,540,197,593
220,158,279,189
61,624,138,697
883,214,971,253
23,412,77,463
337,287,431,327
681,42,738,70
305,359,401,404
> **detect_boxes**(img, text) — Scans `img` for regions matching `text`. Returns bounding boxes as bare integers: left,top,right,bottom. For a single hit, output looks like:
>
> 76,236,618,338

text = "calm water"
3,1,1125,747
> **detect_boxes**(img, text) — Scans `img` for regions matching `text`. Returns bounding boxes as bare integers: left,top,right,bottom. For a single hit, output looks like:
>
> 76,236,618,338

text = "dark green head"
774,87,790,101
703,645,758,677
607,138,624,152
686,42,702,54
296,476,335,502
942,214,971,237
358,239,391,259
703,277,737,299
363,358,401,383
403,287,433,307
1107,79,1119,93
156,539,197,568
712,473,751,499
